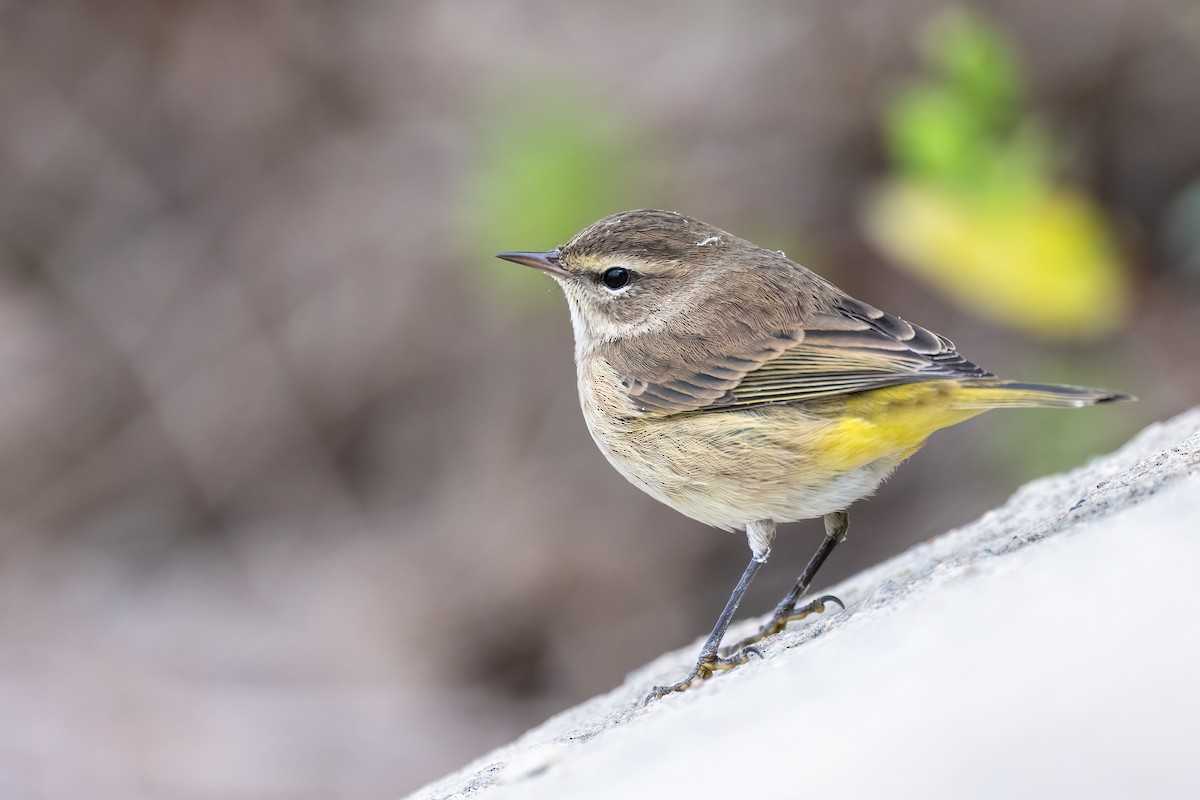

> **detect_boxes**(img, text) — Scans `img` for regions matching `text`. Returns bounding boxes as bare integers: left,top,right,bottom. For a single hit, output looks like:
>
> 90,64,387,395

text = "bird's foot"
643,646,763,705
719,594,843,657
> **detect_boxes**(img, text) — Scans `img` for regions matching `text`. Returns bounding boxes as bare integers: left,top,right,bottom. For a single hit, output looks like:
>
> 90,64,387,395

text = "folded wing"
623,297,994,415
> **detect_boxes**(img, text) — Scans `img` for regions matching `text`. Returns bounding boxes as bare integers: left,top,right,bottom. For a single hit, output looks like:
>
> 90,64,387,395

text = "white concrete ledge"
410,407,1200,800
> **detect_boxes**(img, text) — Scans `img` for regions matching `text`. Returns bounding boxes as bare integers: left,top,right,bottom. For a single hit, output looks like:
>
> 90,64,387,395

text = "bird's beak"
495,249,567,277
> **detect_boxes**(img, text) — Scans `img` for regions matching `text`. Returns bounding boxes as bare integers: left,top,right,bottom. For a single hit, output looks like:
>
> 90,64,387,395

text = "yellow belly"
811,382,985,472
579,358,986,530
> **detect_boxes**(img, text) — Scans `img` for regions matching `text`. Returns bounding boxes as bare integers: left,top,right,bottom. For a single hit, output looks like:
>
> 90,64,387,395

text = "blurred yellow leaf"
864,181,1128,339
870,7,1132,341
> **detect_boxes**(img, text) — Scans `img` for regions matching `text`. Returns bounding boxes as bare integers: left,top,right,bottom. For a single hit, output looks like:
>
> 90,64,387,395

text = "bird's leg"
643,553,765,703
644,521,775,703
720,510,848,656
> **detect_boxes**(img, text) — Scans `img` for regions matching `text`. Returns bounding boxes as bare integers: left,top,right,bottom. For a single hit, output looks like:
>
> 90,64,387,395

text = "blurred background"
1,1,1197,797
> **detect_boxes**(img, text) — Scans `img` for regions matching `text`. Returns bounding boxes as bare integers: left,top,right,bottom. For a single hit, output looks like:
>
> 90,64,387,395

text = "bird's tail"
952,380,1134,410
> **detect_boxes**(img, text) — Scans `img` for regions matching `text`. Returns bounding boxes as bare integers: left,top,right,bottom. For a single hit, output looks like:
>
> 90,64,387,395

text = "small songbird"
497,209,1130,701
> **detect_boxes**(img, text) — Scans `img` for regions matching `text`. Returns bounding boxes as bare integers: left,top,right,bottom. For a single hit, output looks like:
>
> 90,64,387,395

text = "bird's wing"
621,297,994,415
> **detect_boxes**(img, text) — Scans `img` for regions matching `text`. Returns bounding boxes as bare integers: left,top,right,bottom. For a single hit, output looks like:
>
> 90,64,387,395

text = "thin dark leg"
721,510,849,656
643,552,767,703
771,512,845,614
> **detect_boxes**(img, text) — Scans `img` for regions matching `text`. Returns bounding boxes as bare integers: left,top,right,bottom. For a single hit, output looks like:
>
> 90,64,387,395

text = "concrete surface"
409,406,1200,800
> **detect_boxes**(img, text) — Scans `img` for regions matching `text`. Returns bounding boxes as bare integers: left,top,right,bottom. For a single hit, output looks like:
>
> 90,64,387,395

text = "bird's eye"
601,266,632,290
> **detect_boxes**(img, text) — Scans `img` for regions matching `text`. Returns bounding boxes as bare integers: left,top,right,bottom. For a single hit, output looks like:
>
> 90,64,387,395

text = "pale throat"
559,269,717,364
561,287,668,364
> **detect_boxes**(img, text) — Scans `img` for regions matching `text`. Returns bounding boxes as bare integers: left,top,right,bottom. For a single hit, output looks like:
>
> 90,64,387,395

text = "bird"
497,209,1131,701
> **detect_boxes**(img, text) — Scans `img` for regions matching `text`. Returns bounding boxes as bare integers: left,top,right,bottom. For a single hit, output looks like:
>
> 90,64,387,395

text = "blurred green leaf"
886,8,1043,191
867,6,1131,341
920,8,1021,126
886,84,981,182
463,85,649,308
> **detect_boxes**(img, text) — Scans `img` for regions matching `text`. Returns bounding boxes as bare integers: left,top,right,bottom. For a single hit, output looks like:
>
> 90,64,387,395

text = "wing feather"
615,296,993,415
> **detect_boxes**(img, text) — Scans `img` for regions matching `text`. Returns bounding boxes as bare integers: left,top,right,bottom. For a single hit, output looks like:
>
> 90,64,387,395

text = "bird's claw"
642,646,762,705
719,593,844,657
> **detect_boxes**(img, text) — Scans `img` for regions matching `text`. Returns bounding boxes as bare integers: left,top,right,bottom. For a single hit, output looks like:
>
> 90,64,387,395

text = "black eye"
602,266,631,290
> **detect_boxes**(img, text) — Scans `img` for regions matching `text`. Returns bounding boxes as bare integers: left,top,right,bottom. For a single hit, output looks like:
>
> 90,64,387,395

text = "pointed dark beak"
495,249,567,277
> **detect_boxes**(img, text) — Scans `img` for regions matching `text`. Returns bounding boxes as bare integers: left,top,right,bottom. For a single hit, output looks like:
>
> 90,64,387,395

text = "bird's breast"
575,356,888,529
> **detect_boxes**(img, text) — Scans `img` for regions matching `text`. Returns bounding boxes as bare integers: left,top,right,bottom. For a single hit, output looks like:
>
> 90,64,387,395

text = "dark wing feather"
622,333,801,413
618,296,993,415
